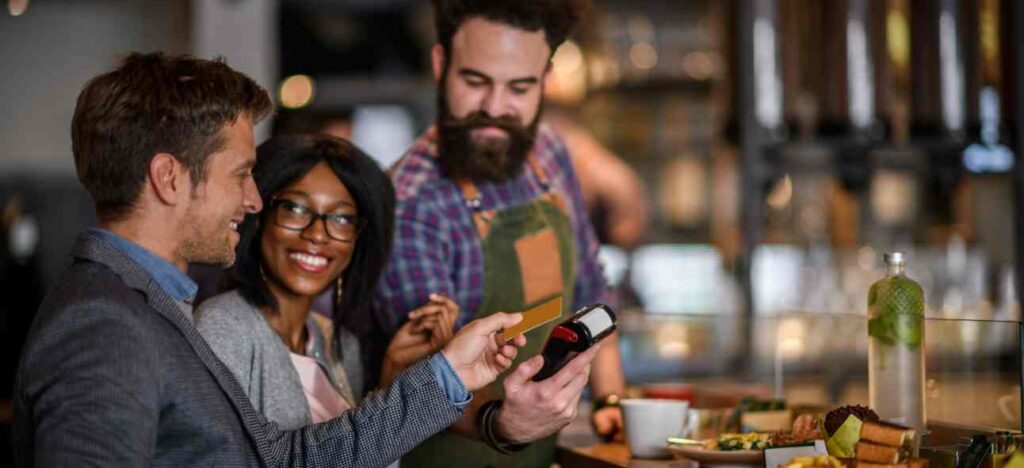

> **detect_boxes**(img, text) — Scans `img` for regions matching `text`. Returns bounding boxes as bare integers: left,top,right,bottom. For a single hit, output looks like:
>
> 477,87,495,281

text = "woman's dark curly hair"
432,0,590,56
226,134,395,352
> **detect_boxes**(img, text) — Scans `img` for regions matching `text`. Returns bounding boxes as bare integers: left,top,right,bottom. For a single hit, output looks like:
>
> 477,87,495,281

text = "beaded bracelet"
477,399,529,454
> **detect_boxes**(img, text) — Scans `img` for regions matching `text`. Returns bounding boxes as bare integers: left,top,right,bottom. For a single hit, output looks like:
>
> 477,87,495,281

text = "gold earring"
335,276,343,305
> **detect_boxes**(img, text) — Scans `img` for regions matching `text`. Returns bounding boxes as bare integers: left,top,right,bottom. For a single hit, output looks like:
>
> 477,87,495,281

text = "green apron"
402,156,577,468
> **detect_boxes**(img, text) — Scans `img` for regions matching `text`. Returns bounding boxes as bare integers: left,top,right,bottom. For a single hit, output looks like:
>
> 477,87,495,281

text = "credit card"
501,296,563,342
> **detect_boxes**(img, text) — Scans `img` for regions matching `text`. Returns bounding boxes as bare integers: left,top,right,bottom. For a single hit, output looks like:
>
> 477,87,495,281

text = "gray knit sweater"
194,290,365,430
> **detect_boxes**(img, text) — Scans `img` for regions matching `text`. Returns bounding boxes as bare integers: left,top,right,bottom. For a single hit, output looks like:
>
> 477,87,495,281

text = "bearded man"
375,1,626,466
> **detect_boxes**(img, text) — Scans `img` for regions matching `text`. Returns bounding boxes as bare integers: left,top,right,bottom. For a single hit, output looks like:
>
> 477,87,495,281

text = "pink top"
289,352,351,423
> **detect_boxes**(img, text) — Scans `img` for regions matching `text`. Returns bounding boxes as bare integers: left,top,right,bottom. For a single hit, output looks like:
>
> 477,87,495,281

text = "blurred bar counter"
550,306,1023,466
555,376,1019,467
613,309,1022,430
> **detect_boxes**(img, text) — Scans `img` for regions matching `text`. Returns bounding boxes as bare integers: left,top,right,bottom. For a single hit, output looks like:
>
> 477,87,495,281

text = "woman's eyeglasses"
269,198,364,242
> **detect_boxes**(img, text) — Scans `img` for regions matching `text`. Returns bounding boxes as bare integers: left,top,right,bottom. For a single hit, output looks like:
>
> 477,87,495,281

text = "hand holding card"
500,297,563,342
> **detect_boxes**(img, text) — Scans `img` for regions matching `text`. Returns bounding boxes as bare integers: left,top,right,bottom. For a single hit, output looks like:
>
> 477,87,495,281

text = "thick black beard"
435,85,541,183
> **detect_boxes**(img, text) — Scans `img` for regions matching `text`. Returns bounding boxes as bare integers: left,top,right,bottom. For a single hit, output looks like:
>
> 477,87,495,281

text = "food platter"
667,432,771,465
667,445,765,465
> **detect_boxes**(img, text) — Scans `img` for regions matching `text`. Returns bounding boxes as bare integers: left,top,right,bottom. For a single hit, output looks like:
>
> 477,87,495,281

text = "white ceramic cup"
621,398,690,459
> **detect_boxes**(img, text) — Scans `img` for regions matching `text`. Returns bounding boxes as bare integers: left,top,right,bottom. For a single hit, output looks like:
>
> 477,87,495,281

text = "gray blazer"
13,231,463,467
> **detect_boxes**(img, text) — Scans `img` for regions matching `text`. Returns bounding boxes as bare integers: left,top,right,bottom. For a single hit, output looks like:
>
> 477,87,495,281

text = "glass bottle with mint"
868,252,925,450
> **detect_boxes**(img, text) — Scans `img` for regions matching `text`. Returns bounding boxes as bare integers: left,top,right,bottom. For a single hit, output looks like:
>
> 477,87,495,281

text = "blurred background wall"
0,0,190,173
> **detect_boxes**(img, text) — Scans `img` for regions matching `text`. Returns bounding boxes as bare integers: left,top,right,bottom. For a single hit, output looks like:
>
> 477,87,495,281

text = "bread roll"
855,442,904,464
859,421,915,448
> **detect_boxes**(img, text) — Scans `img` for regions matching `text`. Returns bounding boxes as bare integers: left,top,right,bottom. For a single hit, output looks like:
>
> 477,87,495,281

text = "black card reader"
531,303,617,382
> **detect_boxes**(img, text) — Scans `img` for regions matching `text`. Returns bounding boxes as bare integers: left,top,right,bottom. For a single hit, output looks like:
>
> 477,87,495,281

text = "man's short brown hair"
71,52,273,223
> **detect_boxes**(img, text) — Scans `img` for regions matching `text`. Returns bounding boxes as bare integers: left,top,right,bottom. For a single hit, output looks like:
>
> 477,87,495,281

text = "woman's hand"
407,293,459,351
592,406,624,441
380,294,460,386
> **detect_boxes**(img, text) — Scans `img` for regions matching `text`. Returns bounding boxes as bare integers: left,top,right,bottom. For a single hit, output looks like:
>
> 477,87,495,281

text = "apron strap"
525,154,568,212
525,155,551,192
456,179,494,239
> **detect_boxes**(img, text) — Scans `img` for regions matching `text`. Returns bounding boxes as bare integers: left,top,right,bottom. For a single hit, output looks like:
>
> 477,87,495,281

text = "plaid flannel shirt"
374,124,608,335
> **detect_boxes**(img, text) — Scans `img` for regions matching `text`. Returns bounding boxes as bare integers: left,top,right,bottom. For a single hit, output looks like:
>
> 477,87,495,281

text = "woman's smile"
288,250,331,273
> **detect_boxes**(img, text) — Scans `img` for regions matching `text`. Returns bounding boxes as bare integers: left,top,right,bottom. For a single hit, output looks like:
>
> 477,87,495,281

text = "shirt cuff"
427,353,472,408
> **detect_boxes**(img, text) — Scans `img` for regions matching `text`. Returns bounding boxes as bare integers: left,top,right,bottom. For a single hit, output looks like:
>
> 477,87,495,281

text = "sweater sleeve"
194,293,258,402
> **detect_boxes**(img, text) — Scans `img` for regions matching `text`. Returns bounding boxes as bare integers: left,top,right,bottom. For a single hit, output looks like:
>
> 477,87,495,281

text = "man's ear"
148,153,189,206
431,43,446,83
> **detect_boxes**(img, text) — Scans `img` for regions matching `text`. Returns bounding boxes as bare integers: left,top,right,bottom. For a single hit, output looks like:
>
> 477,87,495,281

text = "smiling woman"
194,134,461,430
260,164,361,304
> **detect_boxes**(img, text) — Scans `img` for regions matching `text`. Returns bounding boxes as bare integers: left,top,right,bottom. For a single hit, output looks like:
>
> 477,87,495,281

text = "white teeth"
229,221,239,231
289,252,328,267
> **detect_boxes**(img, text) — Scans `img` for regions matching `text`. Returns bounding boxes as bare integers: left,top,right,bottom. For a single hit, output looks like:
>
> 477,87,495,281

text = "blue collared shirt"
90,228,198,304
91,228,471,406
426,353,472,408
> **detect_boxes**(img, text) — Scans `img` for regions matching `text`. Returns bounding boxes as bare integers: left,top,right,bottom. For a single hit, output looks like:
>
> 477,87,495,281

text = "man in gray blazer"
12,52,599,467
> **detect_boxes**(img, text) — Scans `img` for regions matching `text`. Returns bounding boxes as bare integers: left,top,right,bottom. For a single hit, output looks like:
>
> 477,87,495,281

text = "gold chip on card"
501,296,563,342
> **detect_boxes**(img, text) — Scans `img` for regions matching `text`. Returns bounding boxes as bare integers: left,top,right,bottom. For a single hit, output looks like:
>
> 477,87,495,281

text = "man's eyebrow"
509,77,539,86
236,158,256,172
457,68,492,82
458,68,539,86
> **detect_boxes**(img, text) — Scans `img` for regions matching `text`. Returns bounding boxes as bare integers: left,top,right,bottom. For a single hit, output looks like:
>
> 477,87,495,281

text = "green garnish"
867,276,923,348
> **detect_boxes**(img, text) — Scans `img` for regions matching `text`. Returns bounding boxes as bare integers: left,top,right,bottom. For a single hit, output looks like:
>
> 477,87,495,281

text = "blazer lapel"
143,283,276,465
71,232,274,465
